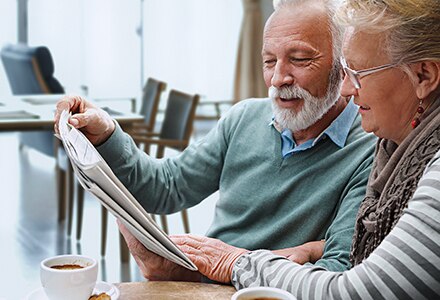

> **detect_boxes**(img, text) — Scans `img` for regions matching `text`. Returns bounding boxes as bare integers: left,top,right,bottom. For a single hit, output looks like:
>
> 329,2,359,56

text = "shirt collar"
269,99,358,154
313,99,358,148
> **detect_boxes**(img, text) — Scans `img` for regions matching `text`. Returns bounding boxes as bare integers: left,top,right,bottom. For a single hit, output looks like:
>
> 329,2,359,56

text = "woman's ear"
410,61,440,99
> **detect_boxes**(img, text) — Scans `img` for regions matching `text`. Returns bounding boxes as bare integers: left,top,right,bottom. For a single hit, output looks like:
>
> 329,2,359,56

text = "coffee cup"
40,254,98,300
231,286,297,300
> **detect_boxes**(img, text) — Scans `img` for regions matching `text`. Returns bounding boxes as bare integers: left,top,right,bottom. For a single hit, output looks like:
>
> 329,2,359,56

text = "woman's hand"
273,240,325,264
118,221,201,281
172,235,248,283
54,95,115,146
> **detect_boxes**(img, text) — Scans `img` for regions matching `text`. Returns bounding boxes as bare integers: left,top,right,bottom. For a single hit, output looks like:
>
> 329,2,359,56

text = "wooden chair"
131,89,200,234
135,78,167,132
63,78,166,262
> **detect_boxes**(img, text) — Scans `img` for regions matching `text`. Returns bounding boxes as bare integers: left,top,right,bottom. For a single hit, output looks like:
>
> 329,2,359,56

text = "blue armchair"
1,43,64,156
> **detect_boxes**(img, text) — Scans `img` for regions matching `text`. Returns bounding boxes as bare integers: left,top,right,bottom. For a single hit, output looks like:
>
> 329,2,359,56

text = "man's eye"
291,58,312,62
263,60,276,66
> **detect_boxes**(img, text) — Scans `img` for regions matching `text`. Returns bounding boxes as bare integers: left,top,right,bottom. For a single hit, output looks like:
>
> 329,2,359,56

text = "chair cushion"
1,44,64,94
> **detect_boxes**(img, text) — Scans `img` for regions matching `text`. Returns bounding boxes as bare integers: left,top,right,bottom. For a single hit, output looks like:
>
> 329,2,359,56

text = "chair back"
160,90,199,150
1,44,64,95
139,78,166,131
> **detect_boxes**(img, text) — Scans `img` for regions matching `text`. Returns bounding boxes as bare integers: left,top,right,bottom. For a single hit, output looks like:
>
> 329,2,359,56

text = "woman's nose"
340,74,358,98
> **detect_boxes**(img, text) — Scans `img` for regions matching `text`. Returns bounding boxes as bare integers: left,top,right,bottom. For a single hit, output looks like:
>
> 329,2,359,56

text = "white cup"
40,254,98,300
231,287,297,300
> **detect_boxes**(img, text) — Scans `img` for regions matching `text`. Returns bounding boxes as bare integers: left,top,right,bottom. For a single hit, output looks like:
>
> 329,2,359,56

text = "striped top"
231,149,440,300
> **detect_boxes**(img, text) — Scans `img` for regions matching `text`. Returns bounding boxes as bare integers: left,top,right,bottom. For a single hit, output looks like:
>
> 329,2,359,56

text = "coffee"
51,264,84,270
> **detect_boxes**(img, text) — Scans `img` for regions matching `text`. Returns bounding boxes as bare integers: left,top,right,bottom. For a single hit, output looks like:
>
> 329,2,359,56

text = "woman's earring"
411,99,424,128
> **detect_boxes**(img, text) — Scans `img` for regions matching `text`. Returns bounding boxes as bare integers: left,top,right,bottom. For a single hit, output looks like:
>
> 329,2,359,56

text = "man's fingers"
69,109,97,129
117,219,128,235
69,114,85,128
118,220,161,263
118,221,143,253
118,221,135,244
55,95,83,116
55,97,73,113
179,244,204,256
54,98,72,132
54,95,86,132
171,234,207,250
182,251,209,272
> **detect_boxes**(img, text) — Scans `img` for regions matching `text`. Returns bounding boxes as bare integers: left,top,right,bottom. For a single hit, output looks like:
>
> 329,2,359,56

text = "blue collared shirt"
270,100,358,158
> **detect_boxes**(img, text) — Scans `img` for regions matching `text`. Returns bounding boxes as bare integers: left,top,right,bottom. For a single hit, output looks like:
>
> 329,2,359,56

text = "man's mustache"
268,85,311,100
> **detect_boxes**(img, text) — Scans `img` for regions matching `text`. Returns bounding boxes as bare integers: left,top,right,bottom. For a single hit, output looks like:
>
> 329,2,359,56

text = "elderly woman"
166,0,440,298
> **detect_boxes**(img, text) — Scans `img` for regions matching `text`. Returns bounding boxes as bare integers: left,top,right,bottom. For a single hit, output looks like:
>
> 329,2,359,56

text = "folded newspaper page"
58,110,198,271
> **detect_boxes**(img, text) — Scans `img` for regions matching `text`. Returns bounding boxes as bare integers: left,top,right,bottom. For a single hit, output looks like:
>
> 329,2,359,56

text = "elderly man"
55,0,375,281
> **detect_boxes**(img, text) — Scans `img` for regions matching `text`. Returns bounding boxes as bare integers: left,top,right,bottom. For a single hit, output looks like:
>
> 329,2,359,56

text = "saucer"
25,281,120,300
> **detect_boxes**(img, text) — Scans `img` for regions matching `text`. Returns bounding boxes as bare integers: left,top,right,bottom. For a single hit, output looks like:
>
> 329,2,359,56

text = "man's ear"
410,61,440,99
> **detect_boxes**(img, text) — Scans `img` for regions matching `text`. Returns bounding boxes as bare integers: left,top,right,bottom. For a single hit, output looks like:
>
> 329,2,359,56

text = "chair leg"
76,184,85,240
56,166,66,222
119,233,130,263
156,146,165,159
160,215,169,234
66,163,74,236
144,143,151,155
181,209,190,233
101,206,108,257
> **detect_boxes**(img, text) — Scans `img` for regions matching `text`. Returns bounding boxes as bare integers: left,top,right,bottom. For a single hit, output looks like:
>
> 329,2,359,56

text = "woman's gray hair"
273,0,344,66
337,0,440,65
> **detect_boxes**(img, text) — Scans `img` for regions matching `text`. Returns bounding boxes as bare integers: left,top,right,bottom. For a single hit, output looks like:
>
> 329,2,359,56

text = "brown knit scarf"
350,98,440,266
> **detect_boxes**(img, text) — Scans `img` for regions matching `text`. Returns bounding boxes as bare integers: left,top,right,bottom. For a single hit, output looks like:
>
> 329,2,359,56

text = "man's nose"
271,62,294,88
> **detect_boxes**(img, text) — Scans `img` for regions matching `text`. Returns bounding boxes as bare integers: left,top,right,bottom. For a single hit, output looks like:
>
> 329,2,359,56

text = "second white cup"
231,286,297,300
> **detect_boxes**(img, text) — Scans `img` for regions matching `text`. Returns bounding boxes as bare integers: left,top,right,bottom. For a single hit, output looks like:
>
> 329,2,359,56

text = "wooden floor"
0,122,218,299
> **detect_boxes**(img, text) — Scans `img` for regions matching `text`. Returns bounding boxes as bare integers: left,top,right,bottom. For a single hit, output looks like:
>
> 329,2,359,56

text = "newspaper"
58,110,198,271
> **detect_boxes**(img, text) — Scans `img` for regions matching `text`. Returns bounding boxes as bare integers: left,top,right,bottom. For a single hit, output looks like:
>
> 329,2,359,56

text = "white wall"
27,0,144,98
1,0,243,102
144,0,242,99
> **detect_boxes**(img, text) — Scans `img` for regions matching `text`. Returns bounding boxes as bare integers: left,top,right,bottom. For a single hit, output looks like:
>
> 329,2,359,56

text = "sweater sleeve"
231,152,440,299
96,117,230,214
314,149,374,272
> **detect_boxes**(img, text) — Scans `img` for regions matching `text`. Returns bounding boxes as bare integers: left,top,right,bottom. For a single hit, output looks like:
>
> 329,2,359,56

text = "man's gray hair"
273,0,344,65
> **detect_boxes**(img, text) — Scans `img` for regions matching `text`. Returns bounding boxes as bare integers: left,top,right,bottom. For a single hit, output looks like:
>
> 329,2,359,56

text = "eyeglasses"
340,57,399,89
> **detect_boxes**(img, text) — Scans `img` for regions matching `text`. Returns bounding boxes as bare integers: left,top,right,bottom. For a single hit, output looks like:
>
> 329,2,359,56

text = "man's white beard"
269,68,342,132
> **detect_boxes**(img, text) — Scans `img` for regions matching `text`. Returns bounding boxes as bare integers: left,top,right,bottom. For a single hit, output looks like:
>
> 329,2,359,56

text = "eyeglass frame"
340,57,399,89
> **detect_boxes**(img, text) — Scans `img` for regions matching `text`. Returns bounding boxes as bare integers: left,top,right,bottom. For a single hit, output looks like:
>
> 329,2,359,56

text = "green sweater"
98,98,376,271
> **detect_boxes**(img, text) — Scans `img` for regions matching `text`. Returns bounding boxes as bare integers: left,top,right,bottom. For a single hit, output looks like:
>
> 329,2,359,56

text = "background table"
0,95,142,132
115,281,236,299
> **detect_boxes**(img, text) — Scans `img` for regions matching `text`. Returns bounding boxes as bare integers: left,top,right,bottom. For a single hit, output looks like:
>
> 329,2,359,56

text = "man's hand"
54,95,115,146
172,235,248,284
273,240,325,264
118,220,201,281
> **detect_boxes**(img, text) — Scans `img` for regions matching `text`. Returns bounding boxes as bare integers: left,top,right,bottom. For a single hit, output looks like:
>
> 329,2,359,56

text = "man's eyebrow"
262,47,319,56
288,47,317,55
261,49,273,56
